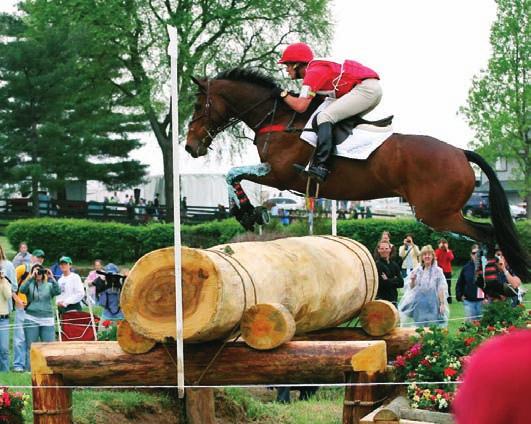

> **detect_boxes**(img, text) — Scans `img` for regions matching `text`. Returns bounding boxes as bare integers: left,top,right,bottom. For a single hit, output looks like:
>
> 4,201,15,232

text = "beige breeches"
316,78,383,125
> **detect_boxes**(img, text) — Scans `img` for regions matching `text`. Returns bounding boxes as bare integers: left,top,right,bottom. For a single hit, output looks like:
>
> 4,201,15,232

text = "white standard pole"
167,25,185,398
331,200,337,236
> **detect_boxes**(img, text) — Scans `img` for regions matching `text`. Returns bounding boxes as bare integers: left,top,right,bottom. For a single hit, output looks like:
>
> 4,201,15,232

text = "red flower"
487,325,496,332
471,320,481,326
464,337,476,346
420,358,430,367
395,355,405,367
444,367,458,378
102,320,112,328
2,391,10,407
409,343,422,357
507,325,517,333
407,371,417,379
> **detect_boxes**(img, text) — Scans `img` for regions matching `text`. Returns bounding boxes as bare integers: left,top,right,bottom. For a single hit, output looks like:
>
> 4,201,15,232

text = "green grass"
223,388,344,424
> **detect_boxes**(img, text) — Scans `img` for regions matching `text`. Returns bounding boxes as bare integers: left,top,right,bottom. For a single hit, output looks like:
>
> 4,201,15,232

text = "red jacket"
435,248,454,273
302,59,379,98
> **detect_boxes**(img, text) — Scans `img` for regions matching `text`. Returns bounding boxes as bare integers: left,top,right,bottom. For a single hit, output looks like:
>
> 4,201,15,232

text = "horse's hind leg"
226,163,272,231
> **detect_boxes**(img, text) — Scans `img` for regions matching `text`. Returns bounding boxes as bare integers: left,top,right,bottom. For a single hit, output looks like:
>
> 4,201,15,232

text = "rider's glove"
270,86,284,99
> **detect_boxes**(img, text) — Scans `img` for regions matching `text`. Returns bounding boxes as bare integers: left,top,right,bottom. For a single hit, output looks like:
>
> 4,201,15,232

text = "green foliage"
460,0,530,205
0,5,147,205
479,299,529,327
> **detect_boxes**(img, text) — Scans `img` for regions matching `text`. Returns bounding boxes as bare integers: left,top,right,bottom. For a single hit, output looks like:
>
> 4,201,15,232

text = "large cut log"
31,340,386,386
293,327,417,358
121,235,378,345
359,300,400,336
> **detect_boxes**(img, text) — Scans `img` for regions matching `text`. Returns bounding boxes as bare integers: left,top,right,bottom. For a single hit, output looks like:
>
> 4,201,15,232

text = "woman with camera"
19,264,61,369
398,234,420,278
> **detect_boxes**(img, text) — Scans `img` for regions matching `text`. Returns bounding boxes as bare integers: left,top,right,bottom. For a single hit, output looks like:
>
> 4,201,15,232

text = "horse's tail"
464,150,529,280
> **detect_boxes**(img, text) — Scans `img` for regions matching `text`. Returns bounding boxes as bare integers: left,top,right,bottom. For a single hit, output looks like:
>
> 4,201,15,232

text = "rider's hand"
270,86,284,99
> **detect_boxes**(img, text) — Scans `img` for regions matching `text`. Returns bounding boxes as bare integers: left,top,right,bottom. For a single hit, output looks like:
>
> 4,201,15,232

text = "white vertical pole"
331,200,337,236
167,25,185,398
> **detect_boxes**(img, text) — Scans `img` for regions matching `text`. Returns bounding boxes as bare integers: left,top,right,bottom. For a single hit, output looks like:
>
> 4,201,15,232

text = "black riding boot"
308,122,334,183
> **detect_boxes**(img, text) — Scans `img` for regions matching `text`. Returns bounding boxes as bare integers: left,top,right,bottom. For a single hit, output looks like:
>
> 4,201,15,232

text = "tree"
21,0,333,219
0,11,147,214
460,0,530,216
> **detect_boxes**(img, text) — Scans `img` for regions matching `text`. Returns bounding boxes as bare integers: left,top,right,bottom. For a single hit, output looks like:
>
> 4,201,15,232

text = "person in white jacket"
55,256,84,313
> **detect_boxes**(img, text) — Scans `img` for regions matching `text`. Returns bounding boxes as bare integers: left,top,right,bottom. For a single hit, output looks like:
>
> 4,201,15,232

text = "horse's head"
185,77,232,158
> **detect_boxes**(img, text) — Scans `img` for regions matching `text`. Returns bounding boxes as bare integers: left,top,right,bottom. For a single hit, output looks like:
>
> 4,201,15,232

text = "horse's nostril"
185,144,196,157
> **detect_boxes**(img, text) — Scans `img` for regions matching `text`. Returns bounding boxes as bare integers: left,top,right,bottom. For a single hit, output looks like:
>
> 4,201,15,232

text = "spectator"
373,231,397,262
398,245,448,327
435,238,455,303
55,257,84,313
12,242,31,268
0,268,14,372
126,196,135,221
216,204,228,220
85,259,104,304
93,263,125,328
374,240,403,306
153,193,160,218
398,234,420,278
494,248,521,306
455,244,485,321
453,330,531,424
12,248,46,372
19,264,60,370
50,255,64,280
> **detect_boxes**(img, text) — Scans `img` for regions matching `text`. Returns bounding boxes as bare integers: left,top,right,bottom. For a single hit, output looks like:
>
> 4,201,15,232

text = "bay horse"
185,68,529,279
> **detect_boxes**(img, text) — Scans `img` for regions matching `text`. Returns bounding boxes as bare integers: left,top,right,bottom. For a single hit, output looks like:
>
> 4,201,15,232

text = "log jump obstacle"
31,236,413,423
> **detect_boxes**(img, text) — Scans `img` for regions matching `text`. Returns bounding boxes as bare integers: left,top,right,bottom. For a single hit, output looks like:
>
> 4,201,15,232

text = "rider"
276,42,382,182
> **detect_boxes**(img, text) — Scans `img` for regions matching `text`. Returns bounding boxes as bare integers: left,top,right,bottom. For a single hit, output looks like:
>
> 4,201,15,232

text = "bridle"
190,78,279,149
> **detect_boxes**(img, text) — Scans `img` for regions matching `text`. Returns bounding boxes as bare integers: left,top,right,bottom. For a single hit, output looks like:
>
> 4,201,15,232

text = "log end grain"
121,247,222,341
240,303,296,350
351,341,387,374
117,320,157,354
360,300,399,337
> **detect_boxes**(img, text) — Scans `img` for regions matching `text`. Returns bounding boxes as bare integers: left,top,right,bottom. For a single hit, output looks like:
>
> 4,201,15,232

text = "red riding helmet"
278,42,314,64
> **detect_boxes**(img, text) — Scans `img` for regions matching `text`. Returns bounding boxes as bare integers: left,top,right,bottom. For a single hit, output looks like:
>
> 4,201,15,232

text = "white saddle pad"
300,98,393,160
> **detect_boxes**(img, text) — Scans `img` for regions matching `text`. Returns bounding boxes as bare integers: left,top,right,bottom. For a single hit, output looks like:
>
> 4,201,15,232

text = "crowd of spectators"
372,231,524,327
0,242,126,372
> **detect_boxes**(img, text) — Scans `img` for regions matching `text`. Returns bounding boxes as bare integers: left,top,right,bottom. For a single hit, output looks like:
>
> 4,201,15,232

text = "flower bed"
394,301,529,412
0,388,29,424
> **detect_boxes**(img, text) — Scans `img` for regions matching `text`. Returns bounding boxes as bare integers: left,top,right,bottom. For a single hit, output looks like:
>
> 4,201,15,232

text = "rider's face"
284,63,302,80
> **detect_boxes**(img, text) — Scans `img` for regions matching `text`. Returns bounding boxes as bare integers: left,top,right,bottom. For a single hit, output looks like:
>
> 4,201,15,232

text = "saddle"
310,114,394,145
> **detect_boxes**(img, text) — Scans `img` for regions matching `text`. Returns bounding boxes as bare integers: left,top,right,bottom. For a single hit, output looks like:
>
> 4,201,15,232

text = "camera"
93,270,126,295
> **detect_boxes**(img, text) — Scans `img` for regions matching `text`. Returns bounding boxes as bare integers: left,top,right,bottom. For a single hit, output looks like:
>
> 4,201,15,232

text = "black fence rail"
0,199,223,225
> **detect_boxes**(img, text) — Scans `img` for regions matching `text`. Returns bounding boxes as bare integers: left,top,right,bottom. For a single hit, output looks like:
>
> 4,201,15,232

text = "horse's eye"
194,103,201,112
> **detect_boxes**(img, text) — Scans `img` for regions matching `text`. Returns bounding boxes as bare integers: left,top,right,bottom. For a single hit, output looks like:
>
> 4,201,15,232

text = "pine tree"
0,12,147,214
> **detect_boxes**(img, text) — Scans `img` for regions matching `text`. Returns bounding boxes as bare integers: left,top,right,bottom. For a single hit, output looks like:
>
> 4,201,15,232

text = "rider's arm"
283,92,313,113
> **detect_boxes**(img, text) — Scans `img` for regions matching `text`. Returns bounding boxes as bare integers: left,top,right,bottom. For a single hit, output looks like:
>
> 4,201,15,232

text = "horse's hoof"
254,206,270,225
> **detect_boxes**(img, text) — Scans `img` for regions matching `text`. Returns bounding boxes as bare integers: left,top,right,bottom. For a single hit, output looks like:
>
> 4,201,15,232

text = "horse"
185,68,529,280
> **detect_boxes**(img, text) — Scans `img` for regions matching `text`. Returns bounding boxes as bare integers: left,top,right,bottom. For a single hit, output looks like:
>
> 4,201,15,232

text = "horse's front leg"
226,163,273,231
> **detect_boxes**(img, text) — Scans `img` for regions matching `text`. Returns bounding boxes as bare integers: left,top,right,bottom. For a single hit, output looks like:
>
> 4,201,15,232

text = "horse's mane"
214,68,279,90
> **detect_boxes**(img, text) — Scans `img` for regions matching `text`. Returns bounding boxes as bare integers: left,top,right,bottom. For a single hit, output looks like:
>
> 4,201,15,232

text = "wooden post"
185,389,216,424
32,374,72,424
342,340,388,424
343,371,385,424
